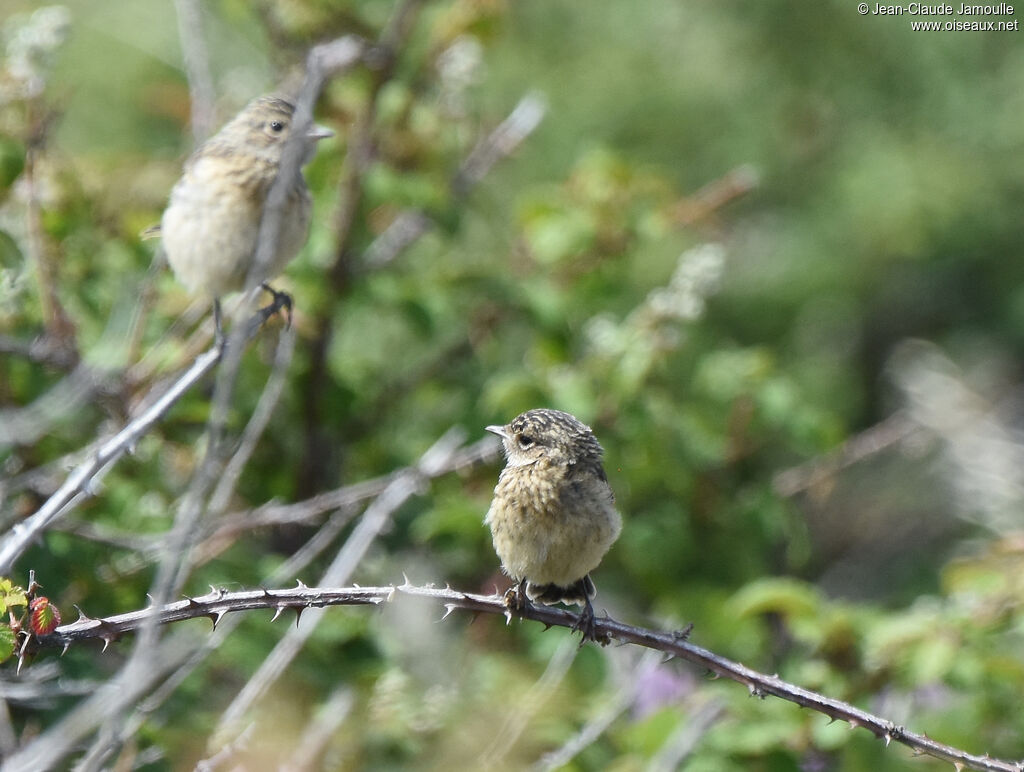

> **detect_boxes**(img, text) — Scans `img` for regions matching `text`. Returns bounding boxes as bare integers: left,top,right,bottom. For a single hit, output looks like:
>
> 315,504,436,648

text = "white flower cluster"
1,5,71,103
436,35,483,117
586,243,726,360
645,242,725,323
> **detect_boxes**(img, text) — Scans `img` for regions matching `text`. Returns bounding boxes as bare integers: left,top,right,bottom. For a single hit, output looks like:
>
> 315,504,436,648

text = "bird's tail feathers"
526,575,596,606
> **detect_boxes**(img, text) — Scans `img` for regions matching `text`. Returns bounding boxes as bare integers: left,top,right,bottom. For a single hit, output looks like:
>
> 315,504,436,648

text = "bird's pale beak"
485,425,508,440
307,125,334,141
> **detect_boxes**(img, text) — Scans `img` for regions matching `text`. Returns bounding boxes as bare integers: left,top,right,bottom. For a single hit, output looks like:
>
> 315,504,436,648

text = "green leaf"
728,577,821,621
0,626,14,664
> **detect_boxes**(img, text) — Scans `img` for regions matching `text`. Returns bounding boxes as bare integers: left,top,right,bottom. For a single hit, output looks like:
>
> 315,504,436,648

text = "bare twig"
101,500,368,761
255,33,367,302
45,434,499,568
0,363,117,449
0,333,78,370
23,122,78,365
0,663,98,707
173,0,217,143
279,688,354,772
0,317,292,768
1,447,93,525
49,520,159,554
672,164,760,226
364,91,548,269
206,434,498,541
0,637,194,772
0,344,222,575
30,583,1024,772
483,636,578,767
194,723,255,772
77,498,360,772
299,1,426,496
773,413,920,498
451,92,547,198
214,428,468,735
533,649,661,772
208,325,297,516
647,697,726,772
0,699,13,758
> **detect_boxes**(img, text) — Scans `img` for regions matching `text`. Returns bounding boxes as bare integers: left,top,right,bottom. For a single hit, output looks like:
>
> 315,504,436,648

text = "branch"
205,433,498,541
363,91,548,270
773,413,920,498
23,109,79,365
213,427,470,735
0,302,297,575
530,646,652,771
172,0,217,143
484,636,578,767
27,583,1024,772
279,688,354,772
0,345,221,575
0,362,118,449
451,91,547,198
207,325,296,516
647,697,726,772
1,636,195,772
671,164,760,226
0,333,78,371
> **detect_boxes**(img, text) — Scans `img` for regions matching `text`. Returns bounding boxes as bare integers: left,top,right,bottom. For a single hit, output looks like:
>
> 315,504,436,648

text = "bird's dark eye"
518,434,535,448
269,121,285,133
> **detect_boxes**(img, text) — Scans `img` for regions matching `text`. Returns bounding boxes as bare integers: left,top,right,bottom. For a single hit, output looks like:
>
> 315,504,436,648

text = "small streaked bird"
485,408,622,642
158,95,332,332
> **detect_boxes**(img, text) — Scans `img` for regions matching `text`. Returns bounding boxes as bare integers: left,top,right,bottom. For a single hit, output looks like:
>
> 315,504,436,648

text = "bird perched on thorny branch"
156,94,332,336
485,408,622,643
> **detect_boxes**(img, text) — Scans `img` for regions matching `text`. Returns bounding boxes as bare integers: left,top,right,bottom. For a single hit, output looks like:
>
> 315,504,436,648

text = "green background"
2,0,1024,769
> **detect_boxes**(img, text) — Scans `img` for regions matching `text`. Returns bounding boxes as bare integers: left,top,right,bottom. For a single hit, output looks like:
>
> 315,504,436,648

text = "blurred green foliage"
2,0,1024,769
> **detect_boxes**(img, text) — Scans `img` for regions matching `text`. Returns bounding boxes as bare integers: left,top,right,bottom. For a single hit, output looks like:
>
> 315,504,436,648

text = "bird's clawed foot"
241,284,293,340
570,596,607,647
257,282,293,328
503,579,529,612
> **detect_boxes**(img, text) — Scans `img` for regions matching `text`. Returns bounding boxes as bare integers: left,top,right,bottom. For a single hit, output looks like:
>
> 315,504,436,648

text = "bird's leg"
257,282,293,328
213,299,226,349
571,595,597,644
569,577,605,646
503,578,529,612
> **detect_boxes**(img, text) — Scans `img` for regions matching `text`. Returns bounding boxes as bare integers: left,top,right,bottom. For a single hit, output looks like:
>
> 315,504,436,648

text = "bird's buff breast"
161,157,311,298
485,462,621,587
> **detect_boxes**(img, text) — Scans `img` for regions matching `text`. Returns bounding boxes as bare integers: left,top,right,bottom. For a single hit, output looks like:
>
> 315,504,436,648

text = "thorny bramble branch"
22,582,1024,772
